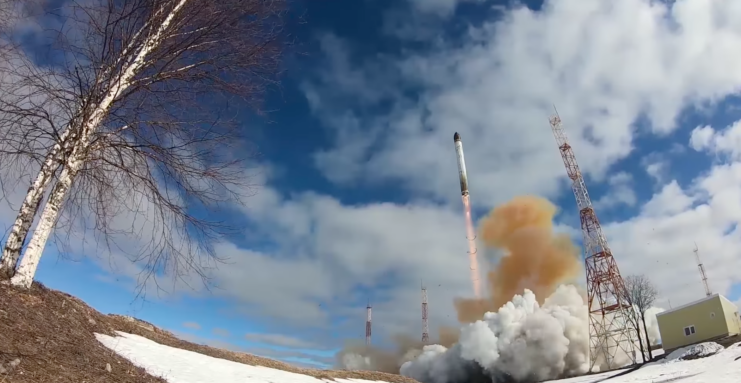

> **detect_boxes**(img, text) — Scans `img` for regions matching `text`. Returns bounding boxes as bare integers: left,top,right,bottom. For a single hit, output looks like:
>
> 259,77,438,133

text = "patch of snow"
96,331,741,383
664,342,724,362
95,331,385,383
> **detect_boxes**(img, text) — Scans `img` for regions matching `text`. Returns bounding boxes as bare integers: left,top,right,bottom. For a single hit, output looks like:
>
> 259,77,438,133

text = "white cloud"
306,0,741,210
593,171,637,210
182,321,201,330
404,0,481,16
690,120,741,160
203,187,474,338
639,181,695,218
212,328,230,337
642,155,671,186
605,160,741,306
244,333,317,349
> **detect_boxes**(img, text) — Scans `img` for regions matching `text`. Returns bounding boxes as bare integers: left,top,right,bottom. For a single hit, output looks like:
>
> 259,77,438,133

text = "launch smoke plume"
455,195,582,323
338,196,583,374
336,335,431,373
337,195,665,382
401,285,591,383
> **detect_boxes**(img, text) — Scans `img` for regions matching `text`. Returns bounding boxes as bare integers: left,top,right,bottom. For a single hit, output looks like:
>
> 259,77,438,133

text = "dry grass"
0,281,165,382
0,281,420,383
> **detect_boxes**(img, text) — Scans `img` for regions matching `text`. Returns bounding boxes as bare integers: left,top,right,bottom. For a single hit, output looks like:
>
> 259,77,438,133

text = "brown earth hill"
0,282,419,383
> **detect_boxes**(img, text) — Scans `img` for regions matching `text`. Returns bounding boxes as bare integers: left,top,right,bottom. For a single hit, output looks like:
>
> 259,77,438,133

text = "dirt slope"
0,282,164,382
0,282,419,383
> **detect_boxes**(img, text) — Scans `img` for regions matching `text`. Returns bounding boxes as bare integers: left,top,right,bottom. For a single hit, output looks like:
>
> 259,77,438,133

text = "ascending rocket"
453,132,469,196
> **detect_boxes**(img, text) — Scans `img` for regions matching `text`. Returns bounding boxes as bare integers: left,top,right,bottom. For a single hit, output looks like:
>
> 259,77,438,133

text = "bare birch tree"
0,0,64,278
0,0,288,288
623,274,659,361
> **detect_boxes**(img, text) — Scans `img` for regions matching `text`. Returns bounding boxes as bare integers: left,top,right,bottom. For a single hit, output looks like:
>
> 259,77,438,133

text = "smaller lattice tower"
421,283,430,343
693,243,712,297
366,301,372,346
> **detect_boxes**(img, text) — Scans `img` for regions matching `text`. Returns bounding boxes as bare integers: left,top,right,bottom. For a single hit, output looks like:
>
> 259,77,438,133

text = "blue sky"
4,0,741,370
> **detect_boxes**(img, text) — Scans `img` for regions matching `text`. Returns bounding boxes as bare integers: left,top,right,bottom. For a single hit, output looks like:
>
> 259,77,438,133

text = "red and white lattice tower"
365,302,372,346
549,112,637,371
421,284,430,343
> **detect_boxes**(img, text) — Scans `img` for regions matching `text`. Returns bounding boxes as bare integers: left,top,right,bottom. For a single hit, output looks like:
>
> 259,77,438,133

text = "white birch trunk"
0,128,77,278
9,0,189,288
10,160,77,288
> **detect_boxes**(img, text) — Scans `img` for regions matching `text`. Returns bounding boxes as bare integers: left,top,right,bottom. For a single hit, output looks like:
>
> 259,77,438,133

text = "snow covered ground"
546,343,741,383
97,331,741,383
96,331,382,383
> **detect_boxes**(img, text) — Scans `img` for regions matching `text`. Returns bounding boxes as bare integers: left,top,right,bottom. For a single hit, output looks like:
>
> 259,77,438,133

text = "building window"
684,325,696,336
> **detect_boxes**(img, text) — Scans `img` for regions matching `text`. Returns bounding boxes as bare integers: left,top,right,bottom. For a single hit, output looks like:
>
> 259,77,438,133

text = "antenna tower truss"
366,302,372,346
549,113,637,371
421,284,430,343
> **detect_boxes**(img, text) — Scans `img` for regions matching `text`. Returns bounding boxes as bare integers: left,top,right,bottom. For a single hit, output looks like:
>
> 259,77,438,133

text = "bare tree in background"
0,0,289,289
623,274,659,361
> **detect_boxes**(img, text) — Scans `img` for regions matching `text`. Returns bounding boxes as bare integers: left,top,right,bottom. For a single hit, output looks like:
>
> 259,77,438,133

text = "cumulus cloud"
404,0,483,16
306,0,741,209
182,322,201,330
244,333,317,349
171,330,332,368
593,172,637,210
212,328,230,337
690,120,741,160
604,160,741,306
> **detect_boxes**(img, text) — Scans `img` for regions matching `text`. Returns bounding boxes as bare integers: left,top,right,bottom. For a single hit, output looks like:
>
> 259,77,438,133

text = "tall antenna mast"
365,300,372,346
693,242,711,297
421,282,429,344
549,111,637,371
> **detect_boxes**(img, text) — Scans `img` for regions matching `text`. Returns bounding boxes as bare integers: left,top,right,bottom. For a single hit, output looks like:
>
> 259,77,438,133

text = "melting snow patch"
664,342,724,362
95,331,391,383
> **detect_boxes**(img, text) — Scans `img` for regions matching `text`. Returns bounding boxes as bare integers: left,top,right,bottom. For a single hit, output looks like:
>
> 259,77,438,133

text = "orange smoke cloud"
455,195,582,323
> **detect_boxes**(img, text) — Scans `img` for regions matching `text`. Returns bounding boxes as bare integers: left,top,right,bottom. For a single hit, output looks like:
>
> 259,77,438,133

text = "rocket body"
453,132,469,196
454,132,481,298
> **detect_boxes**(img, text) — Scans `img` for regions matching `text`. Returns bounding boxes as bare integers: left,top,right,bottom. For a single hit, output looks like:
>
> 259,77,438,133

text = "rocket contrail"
454,132,481,298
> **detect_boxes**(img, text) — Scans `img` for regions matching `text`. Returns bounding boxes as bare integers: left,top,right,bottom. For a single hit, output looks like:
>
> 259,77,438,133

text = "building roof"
656,293,730,317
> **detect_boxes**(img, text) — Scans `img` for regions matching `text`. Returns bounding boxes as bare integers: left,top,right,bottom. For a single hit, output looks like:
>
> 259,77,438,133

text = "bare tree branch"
0,0,291,292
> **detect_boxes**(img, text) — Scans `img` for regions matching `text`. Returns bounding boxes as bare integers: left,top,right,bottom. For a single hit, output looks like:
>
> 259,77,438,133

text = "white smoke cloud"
340,353,374,371
342,285,660,382
401,285,591,383
642,306,665,347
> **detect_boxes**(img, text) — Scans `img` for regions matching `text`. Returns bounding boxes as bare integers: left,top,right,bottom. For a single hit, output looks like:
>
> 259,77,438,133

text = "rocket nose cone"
454,132,460,141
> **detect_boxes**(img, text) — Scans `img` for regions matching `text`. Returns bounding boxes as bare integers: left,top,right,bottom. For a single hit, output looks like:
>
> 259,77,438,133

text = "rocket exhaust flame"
462,194,481,298
454,132,481,298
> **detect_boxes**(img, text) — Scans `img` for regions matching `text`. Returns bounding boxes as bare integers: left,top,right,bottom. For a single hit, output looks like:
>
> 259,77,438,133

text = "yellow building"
656,293,741,353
